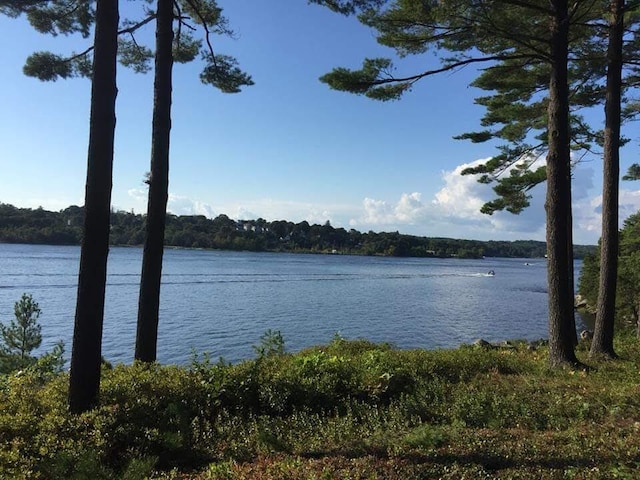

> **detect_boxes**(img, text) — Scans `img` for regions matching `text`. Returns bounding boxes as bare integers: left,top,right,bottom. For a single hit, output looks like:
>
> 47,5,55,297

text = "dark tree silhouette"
68,0,119,413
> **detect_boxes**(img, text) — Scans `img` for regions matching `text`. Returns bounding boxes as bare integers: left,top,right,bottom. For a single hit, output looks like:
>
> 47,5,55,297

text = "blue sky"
1,1,639,245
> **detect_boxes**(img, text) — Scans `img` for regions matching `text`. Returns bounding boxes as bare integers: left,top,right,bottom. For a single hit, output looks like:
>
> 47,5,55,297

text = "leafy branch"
23,13,157,80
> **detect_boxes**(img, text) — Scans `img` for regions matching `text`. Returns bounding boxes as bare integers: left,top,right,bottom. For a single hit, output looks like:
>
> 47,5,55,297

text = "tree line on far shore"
0,203,596,259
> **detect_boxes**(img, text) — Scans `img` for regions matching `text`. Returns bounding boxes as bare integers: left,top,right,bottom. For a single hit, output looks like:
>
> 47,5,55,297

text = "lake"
0,243,586,365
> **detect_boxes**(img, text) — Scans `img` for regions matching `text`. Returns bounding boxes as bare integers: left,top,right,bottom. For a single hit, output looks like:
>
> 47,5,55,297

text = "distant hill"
0,203,596,259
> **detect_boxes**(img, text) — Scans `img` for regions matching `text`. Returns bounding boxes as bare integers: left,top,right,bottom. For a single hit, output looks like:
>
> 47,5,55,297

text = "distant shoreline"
0,203,597,259
1,240,558,260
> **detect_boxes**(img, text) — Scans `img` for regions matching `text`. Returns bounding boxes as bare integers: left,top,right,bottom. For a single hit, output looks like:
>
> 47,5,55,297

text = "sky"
1,1,640,245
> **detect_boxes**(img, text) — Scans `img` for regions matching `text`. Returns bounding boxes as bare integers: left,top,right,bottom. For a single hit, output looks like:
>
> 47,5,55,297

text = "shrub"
0,293,42,372
0,294,66,377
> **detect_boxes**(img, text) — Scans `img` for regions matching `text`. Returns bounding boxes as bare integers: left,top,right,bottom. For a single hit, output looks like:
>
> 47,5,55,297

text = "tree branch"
54,13,156,65
182,0,218,68
368,53,545,87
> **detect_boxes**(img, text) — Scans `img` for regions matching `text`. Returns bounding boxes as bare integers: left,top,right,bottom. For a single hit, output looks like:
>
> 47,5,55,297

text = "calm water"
0,243,585,365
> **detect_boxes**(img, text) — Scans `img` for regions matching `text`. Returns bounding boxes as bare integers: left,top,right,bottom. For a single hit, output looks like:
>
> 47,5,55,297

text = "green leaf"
320,58,403,100
623,163,640,181
307,0,385,16
200,54,254,93
454,131,494,143
25,0,94,38
118,39,154,74
173,33,200,64
23,51,75,81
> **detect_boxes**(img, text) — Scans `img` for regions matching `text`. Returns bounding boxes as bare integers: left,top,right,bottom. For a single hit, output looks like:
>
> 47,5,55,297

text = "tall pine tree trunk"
591,0,623,358
135,0,174,362
546,0,580,367
68,0,119,413
567,183,578,346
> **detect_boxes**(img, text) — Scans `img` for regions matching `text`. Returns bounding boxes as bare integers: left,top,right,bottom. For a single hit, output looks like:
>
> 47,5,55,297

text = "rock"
574,295,588,309
472,338,494,349
580,330,594,341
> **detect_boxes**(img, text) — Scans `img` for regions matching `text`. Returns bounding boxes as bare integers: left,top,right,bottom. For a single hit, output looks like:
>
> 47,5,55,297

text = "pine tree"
68,0,119,414
135,0,253,362
618,212,640,337
0,293,42,371
1,0,117,412
458,1,640,358
24,1,253,366
590,0,626,359
313,0,591,367
134,0,174,364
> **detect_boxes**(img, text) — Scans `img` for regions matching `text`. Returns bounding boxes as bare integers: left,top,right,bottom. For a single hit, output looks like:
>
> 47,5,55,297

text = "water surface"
0,243,583,364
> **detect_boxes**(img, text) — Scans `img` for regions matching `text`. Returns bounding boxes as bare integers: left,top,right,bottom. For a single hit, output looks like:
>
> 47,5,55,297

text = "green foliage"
402,424,449,450
17,0,253,97
307,0,386,16
23,341,66,383
0,294,65,379
199,54,254,93
622,163,640,181
179,0,225,29
616,211,640,328
578,250,600,309
117,39,154,74
12,0,96,82
314,0,612,219
0,0,46,18
3,333,640,477
0,294,42,372
578,209,640,327
319,58,411,101
23,51,92,81
172,34,200,64
24,0,94,37
0,203,597,258
252,330,286,359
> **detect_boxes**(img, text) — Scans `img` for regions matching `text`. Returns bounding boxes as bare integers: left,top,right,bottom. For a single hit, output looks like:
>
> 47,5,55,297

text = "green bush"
0,293,43,373
2,333,640,478
0,294,65,378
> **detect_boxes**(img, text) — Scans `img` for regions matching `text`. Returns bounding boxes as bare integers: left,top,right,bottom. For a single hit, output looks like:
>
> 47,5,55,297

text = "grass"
1,331,640,479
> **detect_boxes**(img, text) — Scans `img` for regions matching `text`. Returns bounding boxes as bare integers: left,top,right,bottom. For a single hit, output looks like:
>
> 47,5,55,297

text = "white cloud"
127,189,216,218
353,192,430,227
358,197,395,225
395,192,430,223
619,189,640,220
19,197,83,212
120,154,632,245
433,159,491,219
348,158,539,238
223,199,351,226
127,188,147,203
574,186,640,238
347,156,606,243
167,194,216,218
232,207,260,221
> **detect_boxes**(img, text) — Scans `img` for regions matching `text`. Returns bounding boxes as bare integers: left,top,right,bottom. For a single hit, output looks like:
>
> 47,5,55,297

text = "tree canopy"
0,202,596,259
579,208,640,335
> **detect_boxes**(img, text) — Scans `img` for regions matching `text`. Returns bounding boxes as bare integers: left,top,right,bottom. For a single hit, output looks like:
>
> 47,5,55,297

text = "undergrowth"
1,331,640,479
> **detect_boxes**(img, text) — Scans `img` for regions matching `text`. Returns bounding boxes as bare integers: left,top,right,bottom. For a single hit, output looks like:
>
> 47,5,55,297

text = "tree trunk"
590,0,623,359
135,0,174,363
546,0,580,368
68,0,119,413
567,192,578,346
